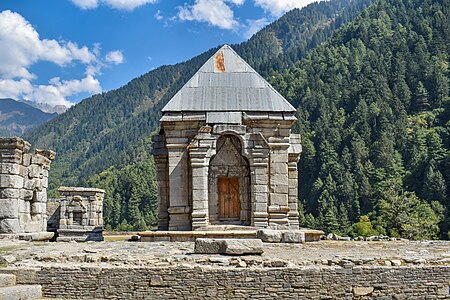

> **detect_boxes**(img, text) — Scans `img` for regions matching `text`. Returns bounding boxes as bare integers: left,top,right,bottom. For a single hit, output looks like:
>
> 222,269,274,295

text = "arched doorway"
208,135,250,225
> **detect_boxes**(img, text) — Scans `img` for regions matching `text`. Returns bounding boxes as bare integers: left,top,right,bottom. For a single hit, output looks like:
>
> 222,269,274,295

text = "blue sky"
0,0,317,107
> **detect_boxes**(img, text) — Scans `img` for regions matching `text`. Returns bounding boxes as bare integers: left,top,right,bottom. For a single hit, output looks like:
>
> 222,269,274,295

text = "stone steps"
0,274,42,300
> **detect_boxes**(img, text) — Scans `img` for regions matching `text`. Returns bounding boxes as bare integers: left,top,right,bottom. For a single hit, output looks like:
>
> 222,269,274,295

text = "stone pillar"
268,143,290,229
57,187,105,242
189,127,214,230
247,134,270,228
0,138,55,235
0,138,28,233
152,134,169,231
167,141,191,231
288,134,302,229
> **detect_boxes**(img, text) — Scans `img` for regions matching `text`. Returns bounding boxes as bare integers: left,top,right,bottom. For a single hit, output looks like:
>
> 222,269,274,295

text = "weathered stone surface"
0,200,19,219
0,284,42,300
0,274,15,287
56,187,105,242
194,238,264,255
0,219,20,233
222,239,263,255
256,229,282,243
0,138,54,235
281,231,305,243
194,238,222,254
353,286,374,296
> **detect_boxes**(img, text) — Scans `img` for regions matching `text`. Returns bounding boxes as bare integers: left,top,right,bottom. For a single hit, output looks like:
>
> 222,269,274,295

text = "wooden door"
218,177,240,220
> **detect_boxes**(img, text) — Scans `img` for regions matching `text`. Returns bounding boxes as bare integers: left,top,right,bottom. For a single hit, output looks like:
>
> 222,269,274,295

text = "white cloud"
0,10,96,79
0,79,33,100
71,0,156,11
26,76,102,107
154,10,163,21
0,10,123,107
243,17,269,38
253,0,317,17
105,50,124,65
71,0,99,9
178,0,240,30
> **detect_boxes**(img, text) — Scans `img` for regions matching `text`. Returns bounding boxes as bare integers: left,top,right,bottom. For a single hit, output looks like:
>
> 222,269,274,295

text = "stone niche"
0,137,55,236
153,45,302,231
56,187,105,242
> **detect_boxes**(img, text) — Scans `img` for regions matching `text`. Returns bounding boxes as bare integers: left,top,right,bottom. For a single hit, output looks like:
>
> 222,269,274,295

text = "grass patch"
103,235,133,242
0,245,20,253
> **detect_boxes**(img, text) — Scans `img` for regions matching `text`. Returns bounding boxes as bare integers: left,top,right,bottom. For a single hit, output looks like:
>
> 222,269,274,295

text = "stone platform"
0,232,54,242
138,228,323,242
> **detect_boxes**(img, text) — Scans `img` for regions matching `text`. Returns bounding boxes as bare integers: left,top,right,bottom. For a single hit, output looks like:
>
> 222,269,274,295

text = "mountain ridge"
0,98,56,137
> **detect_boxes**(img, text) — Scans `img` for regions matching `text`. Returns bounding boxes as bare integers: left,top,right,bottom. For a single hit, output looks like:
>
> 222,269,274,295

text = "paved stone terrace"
1,240,450,268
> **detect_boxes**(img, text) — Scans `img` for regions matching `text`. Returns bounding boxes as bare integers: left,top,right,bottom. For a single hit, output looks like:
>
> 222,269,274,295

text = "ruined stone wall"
0,137,54,234
10,265,450,299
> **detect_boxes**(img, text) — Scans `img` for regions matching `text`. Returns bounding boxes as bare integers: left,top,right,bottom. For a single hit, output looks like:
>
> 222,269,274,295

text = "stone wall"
8,265,450,299
0,137,54,234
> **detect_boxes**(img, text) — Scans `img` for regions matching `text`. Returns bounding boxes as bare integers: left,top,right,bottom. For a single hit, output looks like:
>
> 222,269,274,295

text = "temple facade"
153,45,302,231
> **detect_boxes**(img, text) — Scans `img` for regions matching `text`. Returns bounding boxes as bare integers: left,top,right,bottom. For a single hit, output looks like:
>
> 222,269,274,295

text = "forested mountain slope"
272,0,450,239
25,0,372,190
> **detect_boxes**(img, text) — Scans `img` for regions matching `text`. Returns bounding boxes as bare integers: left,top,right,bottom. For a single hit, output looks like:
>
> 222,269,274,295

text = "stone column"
167,140,191,231
0,138,28,233
288,134,302,229
189,127,214,230
247,134,270,228
152,134,169,230
268,143,290,229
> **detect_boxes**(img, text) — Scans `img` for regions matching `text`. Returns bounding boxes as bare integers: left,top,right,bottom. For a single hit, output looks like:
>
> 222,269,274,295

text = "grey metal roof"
162,45,296,113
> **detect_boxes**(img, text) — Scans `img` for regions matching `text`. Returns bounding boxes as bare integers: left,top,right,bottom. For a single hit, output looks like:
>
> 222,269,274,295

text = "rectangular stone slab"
194,238,263,255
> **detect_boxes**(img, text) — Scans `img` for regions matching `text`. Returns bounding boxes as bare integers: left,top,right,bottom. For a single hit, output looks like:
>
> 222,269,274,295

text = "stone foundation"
4,265,450,299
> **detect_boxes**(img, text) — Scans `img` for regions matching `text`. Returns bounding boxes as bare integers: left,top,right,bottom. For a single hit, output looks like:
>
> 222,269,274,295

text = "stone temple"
152,45,302,232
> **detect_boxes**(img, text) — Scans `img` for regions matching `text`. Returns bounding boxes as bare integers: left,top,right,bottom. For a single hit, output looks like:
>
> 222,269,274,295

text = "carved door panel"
218,177,240,220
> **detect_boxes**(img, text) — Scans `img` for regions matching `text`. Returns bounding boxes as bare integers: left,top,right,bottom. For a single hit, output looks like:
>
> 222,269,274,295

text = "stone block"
272,185,288,194
222,239,264,255
28,165,42,178
0,175,24,189
0,188,20,199
0,163,21,175
30,202,46,215
194,238,264,255
22,153,31,166
253,193,268,204
256,229,282,243
0,274,16,287
19,200,30,214
0,199,18,219
270,162,288,175
270,174,288,186
353,287,374,296
0,284,42,299
282,231,305,243
270,193,288,206
0,218,20,233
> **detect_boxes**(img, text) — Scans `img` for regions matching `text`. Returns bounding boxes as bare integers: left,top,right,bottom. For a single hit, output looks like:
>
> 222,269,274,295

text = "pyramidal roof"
162,45,296,112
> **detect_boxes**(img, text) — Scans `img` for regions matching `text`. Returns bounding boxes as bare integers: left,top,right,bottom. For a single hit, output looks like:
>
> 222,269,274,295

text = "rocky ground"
1,239,450,269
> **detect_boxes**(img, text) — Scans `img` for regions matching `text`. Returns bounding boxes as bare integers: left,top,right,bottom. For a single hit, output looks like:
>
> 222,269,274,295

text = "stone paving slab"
0,240,449,270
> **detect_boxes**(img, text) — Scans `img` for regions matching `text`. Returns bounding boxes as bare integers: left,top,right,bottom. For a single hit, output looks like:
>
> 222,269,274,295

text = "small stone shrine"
153,45,302,231
56,187,105,242
0,137,55,238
